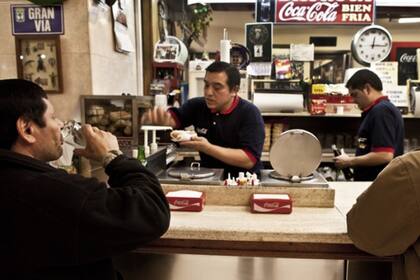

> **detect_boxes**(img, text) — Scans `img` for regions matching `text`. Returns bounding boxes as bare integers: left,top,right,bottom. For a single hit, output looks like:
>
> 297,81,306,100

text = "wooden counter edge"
135,238,394,261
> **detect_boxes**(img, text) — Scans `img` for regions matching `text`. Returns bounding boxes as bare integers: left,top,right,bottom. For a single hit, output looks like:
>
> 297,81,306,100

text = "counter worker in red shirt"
142,61,265,178
334,69,404,181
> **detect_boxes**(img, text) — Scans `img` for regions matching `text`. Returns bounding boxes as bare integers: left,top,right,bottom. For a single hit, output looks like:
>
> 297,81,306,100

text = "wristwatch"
102,150,123,167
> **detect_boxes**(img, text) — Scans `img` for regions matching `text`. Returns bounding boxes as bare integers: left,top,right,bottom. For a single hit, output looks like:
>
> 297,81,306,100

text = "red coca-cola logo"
263,202,280,208
278,1,339,22
399,53,417,63
173,199,190,206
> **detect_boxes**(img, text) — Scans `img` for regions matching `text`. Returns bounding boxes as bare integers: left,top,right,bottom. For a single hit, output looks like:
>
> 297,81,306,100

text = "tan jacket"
347,151,420,280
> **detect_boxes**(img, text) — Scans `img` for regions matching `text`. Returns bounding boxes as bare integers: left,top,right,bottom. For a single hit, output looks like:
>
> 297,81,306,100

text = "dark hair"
205,61,240,91
345,69,383,91
0,79,47,149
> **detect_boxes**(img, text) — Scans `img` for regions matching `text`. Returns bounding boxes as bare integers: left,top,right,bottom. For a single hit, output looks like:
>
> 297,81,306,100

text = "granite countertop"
162,183,335,208
160,182,371,245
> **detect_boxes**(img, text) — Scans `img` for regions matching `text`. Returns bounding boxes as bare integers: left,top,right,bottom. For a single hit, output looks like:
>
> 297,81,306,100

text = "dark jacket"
0,149,170,280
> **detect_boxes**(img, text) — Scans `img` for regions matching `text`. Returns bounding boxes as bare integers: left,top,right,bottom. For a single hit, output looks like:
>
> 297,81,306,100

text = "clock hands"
362,44,388,47
371,37,376,49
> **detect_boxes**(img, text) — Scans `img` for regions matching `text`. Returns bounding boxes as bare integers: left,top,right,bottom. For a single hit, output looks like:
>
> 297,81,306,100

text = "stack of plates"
263,123,272,152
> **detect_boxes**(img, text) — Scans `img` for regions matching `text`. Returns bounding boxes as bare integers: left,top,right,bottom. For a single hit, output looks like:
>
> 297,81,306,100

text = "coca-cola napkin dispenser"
250,193,292,214
166,190,205,212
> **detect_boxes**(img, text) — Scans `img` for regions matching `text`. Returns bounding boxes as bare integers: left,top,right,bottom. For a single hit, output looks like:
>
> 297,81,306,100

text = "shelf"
261,112,359,117
261,112,420,119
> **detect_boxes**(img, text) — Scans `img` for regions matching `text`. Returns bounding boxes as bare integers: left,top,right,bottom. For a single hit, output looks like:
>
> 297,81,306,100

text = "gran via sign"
11,4,64,35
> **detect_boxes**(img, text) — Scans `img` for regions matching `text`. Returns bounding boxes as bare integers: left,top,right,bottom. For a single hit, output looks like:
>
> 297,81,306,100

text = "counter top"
161,204,347,244
137,182,386,260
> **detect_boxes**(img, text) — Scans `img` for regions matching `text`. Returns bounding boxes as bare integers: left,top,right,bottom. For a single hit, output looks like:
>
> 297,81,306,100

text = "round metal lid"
269,129,321,178
168,162,215,180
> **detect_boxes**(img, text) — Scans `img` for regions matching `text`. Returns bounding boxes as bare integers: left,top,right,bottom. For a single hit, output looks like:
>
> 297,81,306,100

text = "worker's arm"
141,107,177,128
334,151,393,169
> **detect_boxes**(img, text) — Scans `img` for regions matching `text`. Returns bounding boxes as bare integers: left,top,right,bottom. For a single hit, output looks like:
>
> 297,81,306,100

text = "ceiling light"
398,17,420,23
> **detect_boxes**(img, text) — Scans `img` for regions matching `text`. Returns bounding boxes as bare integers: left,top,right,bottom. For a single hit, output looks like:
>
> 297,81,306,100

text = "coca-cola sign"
390,43,420,85
276,0,374,24
399,53,417,64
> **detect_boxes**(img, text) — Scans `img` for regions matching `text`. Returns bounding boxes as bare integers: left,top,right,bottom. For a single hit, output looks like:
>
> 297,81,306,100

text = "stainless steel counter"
260,170,329,188
156,168,224,185
157,168,329,188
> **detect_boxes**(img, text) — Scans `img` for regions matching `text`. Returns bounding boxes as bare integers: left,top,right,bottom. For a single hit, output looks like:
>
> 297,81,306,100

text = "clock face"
352,25,392,66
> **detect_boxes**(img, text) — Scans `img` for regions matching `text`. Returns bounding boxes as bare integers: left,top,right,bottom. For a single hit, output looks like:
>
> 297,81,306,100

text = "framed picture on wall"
245,22,273,63
15,35,63,93
389,42,420,85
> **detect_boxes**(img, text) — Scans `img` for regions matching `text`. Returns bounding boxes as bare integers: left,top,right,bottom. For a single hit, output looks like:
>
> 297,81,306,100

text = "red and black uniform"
169,96,265,178
354,96,404,181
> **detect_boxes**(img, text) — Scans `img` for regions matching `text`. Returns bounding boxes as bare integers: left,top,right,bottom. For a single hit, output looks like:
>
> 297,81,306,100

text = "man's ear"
16,117,36,144
230,85,239,95
364,84,373,95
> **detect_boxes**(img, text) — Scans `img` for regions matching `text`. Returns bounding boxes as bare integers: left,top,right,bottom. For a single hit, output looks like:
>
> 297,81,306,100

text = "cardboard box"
250,193,292,214
166,190,205,212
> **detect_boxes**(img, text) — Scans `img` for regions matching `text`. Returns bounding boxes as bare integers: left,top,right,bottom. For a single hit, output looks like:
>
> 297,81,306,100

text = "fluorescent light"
377,0,420,7
398,17,420,23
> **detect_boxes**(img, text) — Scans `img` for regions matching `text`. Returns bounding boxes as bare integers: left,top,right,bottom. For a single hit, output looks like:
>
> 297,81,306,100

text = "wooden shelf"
262,112,420,119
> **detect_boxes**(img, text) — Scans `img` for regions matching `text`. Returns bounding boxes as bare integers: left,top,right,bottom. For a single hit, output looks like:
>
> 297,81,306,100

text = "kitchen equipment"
266,129,328,187
260,169,328,188
157,162,224,185
168,162,215,180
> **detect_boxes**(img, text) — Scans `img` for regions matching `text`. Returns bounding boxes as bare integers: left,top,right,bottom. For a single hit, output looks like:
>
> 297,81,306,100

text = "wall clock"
351,24,392,66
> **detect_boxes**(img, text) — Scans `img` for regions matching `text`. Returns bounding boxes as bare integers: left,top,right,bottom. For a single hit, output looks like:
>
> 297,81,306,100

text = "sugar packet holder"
250,193,292,214
166,190,205,212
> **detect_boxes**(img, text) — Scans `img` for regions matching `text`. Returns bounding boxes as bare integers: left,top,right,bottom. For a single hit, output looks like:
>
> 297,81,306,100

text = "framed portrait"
245,22,273,63
310,51,352,84
15,35,63,93
389,42,420,85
